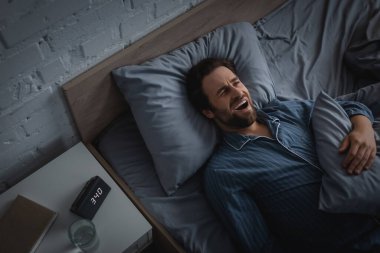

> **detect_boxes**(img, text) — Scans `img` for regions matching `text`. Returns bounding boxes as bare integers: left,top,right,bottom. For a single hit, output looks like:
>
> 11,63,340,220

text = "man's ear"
202,109,215,119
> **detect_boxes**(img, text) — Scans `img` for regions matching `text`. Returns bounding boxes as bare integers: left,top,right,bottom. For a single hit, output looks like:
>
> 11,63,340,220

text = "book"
0,195,57,253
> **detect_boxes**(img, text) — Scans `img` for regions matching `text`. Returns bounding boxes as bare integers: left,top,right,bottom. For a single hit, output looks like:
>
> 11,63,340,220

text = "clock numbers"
90,187,103,205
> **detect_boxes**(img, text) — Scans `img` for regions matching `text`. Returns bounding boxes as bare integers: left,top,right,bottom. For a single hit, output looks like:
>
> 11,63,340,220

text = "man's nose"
231,86,243,97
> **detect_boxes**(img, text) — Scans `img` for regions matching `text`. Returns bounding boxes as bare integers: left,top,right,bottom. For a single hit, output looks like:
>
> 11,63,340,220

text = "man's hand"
339,115,376,175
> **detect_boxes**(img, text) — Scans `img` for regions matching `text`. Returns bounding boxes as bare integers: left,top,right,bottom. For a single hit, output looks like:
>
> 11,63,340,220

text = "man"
186,58,379,253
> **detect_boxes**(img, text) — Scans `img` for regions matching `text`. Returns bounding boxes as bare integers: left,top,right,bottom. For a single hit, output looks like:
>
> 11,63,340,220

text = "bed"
62,0,380,252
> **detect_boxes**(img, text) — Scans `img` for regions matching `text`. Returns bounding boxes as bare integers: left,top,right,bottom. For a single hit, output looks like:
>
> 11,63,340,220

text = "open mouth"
233,99,249,111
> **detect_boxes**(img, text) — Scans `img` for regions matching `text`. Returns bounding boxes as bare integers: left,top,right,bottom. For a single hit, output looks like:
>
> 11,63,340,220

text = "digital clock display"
90,187,104,205
70,176,111,219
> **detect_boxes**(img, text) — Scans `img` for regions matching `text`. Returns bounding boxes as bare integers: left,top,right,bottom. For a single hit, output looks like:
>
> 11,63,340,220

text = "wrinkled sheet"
256,0,380,100
96,0,380,252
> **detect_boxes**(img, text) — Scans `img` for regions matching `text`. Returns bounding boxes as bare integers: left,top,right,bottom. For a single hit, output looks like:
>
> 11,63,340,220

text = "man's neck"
222,121,273,138
240,121,273,138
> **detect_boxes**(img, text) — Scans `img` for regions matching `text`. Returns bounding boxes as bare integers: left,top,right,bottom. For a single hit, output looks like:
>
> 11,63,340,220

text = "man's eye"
220,88,230,96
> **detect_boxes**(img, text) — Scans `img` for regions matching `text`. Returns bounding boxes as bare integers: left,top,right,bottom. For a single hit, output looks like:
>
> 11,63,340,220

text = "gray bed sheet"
96,112,238,253
96,0,380,252
256,0,380,100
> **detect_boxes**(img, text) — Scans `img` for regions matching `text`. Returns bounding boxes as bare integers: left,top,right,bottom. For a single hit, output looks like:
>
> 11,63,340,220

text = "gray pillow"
112,22,276,195
312,91,380,214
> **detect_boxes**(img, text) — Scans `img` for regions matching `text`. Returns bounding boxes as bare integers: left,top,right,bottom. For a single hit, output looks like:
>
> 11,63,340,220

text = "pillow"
112,22,276,195
312,91,380,214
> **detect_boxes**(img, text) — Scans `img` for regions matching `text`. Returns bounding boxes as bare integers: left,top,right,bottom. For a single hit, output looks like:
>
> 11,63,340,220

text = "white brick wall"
0,0,203,192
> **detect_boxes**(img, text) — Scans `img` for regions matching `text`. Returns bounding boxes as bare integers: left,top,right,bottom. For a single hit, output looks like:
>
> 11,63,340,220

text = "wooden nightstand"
0,142,152,253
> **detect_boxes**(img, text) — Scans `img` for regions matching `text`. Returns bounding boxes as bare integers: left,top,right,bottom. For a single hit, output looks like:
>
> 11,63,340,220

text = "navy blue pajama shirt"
204,99,379,253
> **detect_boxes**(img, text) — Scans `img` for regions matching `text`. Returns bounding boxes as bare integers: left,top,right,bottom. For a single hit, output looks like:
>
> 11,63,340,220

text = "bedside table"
0,142,152,253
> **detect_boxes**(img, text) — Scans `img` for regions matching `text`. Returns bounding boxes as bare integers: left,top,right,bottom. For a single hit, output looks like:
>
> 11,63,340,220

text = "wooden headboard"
62,0,285,143
62,0,285,252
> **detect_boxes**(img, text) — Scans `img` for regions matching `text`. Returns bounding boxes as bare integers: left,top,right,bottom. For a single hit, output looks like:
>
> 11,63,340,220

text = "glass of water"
68,219,99,252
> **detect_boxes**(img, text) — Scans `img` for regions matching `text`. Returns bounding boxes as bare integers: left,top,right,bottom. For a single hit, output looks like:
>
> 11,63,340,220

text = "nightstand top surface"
0,142,152,253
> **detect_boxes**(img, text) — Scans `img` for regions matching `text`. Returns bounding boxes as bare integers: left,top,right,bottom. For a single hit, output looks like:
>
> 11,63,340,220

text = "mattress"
96,0,380,252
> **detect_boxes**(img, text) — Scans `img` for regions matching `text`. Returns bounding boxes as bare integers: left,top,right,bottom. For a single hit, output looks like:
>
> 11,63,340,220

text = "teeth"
234,99,248,110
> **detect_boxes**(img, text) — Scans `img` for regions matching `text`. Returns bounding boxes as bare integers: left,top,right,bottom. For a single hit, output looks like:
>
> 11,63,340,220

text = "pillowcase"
112,22,276,195
312,91,380,214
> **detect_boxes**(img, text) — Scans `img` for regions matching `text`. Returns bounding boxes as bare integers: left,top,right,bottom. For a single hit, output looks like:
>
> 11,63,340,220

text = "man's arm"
337,101,376,175
204,169,284,253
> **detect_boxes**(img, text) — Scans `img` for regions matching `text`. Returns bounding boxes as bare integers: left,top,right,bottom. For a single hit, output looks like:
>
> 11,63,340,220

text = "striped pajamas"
204,99,378,252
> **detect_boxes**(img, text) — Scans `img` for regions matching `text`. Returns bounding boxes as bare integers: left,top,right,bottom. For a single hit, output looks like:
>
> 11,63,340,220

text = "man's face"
201,66,257,130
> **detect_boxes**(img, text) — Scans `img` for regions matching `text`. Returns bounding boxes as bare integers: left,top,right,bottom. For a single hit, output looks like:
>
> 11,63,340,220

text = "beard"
211,105,257,130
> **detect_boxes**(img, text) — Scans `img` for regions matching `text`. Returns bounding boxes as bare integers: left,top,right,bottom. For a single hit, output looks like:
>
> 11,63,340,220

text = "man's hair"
186,58,237,112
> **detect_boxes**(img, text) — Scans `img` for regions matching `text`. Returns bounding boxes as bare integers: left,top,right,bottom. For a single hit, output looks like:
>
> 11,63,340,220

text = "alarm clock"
70,175,111,219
